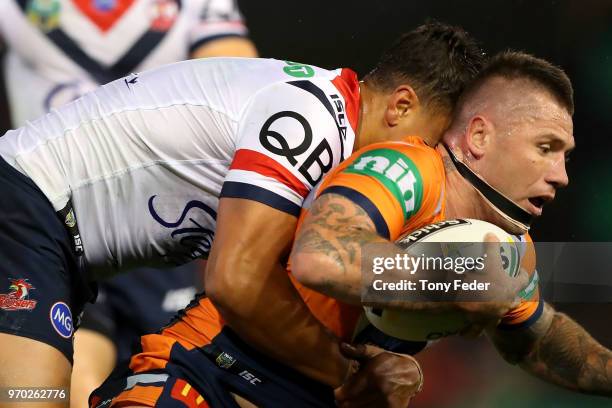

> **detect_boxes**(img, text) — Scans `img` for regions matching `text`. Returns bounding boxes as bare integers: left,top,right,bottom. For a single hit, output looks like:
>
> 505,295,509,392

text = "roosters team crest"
0,279,37,311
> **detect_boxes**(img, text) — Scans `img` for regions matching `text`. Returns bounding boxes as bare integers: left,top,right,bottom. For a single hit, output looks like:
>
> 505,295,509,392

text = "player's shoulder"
251,60,358,109
343,137,444,179
313,137,445,238
224,58,351,85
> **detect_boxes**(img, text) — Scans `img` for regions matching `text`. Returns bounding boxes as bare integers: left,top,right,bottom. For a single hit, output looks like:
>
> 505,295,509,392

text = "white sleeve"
221,80,346,216
189,0,249,53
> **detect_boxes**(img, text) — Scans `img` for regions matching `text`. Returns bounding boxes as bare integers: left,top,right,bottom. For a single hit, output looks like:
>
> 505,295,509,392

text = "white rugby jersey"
0,58,360,272
0,0,249,126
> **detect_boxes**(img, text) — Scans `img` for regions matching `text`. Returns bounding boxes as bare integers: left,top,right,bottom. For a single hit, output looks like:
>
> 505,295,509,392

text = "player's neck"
439,145,499,221
355,82,441,149
444,172,488,220
441,146,527,234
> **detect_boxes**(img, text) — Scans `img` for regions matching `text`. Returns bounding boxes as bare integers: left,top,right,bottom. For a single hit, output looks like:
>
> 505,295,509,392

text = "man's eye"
539,144,551,154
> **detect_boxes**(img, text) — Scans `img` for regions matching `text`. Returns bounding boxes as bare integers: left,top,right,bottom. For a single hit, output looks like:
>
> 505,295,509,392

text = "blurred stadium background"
1,1,611,406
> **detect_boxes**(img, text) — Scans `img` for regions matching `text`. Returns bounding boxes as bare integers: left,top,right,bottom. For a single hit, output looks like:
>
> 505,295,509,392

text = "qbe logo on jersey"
49,302,73,339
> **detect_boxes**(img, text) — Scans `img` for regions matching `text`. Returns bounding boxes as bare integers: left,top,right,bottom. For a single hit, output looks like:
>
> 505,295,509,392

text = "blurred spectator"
0,0,257,126
0,1,257,406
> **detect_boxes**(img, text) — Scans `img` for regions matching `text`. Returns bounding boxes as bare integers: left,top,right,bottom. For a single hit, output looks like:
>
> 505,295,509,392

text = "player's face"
476,93,574,216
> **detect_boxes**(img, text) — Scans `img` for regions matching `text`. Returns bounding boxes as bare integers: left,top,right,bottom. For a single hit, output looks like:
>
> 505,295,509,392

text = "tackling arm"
205,197,349,387
490,302,612,396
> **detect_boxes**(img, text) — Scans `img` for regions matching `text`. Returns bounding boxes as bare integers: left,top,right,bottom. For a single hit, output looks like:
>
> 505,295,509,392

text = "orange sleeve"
316,138,445,240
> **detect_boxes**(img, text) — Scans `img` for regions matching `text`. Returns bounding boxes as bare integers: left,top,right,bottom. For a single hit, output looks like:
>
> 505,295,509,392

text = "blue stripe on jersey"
496,297,545,331
45,31,114,84
220,181,301,217
320,185,390,239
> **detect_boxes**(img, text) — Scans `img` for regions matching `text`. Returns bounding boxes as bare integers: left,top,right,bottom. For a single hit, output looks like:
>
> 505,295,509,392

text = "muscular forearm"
520,311,612,396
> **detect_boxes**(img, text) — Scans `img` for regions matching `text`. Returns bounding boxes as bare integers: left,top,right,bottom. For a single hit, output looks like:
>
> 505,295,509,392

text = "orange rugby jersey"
289,136,448,341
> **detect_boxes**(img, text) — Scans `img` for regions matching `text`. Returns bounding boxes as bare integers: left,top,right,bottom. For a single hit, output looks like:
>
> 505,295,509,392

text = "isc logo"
238,370,262,385
73,234,84,253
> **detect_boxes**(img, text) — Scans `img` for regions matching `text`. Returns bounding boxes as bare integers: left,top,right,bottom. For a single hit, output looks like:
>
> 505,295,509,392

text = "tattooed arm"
291,192,390,304
290,192,452,307
489,302,612,396
292,192,524,314
208,197,427,397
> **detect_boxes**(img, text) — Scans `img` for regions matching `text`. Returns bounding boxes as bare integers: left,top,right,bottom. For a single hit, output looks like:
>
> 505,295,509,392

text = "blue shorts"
90,327,336,408
0,155,93,362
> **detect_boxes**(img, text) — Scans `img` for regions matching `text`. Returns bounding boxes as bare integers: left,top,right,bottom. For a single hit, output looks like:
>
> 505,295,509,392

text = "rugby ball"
363,219,521,341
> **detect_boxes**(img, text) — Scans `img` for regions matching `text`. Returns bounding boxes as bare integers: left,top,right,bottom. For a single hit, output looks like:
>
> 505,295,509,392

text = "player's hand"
334,343,423,408
455,234,530,336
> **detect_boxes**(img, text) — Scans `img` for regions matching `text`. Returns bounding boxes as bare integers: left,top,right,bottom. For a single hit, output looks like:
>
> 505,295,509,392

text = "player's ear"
384,85,420,127
465,115,491,159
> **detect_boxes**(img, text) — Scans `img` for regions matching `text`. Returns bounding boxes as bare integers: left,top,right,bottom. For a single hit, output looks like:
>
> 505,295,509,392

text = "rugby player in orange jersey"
291,51,612,404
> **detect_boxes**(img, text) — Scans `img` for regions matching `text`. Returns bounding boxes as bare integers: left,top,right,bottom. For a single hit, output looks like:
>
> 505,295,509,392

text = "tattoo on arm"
294,193,381,262
292,193,385,300
292,193,454,308
519,306,612,396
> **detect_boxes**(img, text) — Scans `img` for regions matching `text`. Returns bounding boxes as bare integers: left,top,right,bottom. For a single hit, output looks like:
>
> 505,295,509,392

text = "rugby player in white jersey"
0,2,256,406
0,22,485,404
0,0,256,126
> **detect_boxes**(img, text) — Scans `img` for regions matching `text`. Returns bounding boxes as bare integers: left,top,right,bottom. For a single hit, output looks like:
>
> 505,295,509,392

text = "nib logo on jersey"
0,279,37,311
346,148,424,220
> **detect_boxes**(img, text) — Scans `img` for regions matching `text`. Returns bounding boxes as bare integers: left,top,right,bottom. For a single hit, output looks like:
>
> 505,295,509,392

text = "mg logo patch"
50,302,73,338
